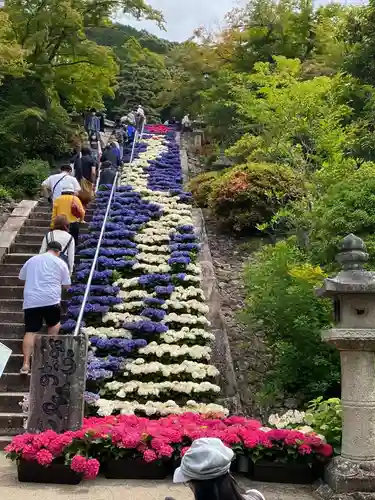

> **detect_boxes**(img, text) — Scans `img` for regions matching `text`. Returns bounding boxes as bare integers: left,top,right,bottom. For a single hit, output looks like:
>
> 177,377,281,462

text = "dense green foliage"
0,0,164,197
164,0,375,405
1,159,50,199
87,22,177,119
87,23,176,54
305,397,342,451
188,172,219,208
242,239,339,403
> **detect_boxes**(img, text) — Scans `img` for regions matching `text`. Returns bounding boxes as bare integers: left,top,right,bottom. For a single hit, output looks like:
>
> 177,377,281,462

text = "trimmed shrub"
1,159,50,198
0,185,13,201
209,162,305,232
242,238,339,404
188,171,221,208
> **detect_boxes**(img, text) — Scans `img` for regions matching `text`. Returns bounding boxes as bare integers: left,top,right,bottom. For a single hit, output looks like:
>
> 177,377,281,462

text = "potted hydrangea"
245,428,333,483
5,430,100,484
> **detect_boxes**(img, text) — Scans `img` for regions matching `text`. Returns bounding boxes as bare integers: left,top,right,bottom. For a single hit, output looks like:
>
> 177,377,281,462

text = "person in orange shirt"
51,190,85,245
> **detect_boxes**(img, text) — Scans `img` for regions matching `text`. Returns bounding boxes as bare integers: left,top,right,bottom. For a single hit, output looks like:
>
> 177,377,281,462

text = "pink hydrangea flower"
21,444,38,461
71,455,87,473
298,444,312,455
143,449,157,463
36,449,54,466
83,458,100,479
157,444,174,458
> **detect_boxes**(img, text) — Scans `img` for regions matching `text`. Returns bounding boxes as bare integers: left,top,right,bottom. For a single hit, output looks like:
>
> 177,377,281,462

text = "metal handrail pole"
129,130,139,165
73,172,119,337
95,167,101,193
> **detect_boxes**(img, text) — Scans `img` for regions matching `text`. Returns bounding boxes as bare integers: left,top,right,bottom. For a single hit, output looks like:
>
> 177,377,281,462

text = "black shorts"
24,304,61,333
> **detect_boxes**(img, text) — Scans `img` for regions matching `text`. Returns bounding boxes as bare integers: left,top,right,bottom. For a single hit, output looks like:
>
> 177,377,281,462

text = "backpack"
47,231,73,269
71,195,85,218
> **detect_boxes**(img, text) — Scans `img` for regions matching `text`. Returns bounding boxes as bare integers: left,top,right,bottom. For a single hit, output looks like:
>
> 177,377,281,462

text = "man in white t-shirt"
42,164,81,203
18,241,71,374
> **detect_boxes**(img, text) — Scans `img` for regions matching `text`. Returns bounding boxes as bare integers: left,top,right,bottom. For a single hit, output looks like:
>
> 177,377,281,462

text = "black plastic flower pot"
252,460,319,484
17,459,82,484
232,456,253,477
104,458,169,479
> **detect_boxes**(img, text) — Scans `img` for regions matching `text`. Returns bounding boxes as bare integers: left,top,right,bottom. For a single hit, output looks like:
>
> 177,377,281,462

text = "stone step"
1,277,23,286
0,323,47,339
33,206,51,214
24,218,50,228
0,299,66,314
0,392,27,413
10,242,41,254
0,373,30,392
15,233,47,244
0,265,22,276
0,338,22,353
0,413,25,436
0,299,23,312
19,225,46,236
4,354,24,373
29,211,51,221
0,311,23,323
0,286,23,299
3,254,33,265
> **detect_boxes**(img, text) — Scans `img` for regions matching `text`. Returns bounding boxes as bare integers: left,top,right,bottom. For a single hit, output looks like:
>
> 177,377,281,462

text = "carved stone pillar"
27,335,88,433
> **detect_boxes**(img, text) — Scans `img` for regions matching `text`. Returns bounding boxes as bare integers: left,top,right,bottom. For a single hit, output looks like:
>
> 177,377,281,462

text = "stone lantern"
316,234,375,499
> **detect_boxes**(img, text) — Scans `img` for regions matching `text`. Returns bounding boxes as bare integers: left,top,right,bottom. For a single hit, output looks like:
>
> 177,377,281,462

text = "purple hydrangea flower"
140,308,167,320
84,391,100,404
123,321,168,334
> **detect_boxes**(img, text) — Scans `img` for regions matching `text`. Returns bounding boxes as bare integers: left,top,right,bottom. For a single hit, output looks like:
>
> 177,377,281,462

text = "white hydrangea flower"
83,326,132,339
139,342,211,360
103,380,221,397
94,398,228,417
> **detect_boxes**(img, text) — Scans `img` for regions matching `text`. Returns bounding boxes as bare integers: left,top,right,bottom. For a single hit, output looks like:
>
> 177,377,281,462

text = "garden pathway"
0,454,315,499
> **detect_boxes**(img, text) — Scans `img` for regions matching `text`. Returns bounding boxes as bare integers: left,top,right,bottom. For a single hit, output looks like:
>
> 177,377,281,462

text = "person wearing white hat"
173,438,265,500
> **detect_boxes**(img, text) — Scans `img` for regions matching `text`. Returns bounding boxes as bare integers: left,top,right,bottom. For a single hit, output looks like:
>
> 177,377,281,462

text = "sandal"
20,366,30,375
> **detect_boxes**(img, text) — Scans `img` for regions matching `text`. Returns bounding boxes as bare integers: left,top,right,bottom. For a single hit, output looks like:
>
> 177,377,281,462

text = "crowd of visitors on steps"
17,106,146,375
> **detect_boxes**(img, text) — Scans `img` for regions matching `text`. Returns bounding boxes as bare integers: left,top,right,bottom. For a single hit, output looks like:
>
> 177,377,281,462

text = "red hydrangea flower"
143,449,158,463
84,458,100,479
36,449,54,466
71,455,88,473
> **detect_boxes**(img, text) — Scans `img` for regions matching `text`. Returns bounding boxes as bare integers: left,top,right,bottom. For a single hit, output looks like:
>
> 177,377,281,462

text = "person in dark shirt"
78,147,96,209
99,161,117,187
73,149,82,181
89,132,100,163
81,147,96,181
101,144,121,167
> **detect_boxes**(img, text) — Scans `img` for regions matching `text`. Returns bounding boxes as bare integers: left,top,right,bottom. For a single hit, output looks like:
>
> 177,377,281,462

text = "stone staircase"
0,200,93,449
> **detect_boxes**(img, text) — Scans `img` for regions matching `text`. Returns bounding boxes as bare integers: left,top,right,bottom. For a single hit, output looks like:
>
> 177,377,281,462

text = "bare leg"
21,333,35,372
48,323,60,336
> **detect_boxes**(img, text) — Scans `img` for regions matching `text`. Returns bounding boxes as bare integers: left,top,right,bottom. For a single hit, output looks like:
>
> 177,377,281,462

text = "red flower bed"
144,125,170,135
5,413,333,480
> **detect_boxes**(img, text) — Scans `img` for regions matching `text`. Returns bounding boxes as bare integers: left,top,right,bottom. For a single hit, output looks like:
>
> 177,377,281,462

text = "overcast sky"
119,0,243,42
